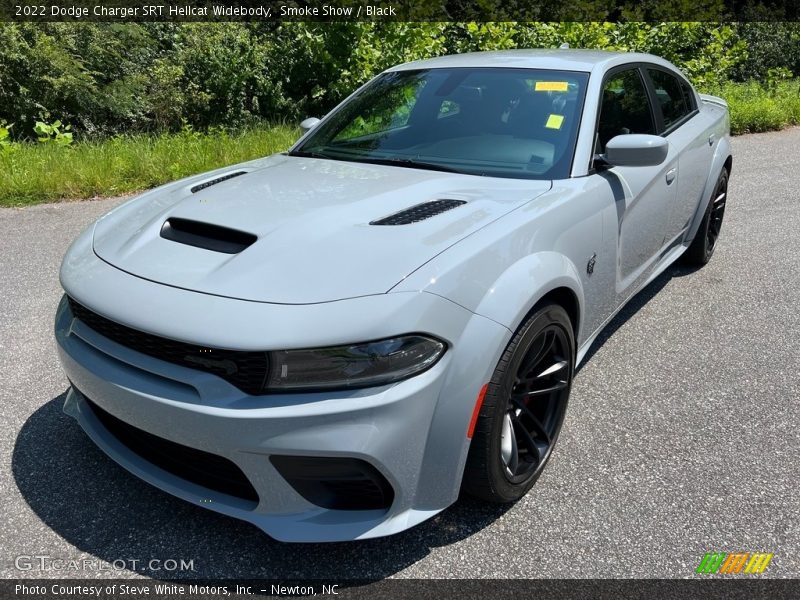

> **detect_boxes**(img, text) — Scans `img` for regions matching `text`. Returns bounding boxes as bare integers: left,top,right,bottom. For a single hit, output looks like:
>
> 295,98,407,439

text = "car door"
594,66,678,303
644,66,716,243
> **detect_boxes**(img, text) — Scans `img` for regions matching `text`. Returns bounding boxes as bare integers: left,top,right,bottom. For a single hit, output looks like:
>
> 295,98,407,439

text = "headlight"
264,334,446,391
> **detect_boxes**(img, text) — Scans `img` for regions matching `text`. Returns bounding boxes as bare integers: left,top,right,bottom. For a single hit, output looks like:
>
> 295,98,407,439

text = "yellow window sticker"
545,114,565,130
535,81,569,92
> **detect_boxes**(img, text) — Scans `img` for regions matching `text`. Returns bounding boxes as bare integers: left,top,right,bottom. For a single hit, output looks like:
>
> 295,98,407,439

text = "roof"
387,49,672,74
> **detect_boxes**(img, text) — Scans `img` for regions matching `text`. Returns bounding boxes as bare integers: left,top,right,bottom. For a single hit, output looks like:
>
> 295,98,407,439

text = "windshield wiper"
287,149,337,159
348,156,468,174
289,150,470,175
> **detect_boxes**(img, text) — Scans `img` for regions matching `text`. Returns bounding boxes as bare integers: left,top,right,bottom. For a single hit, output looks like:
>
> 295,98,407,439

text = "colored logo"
696,552,773,574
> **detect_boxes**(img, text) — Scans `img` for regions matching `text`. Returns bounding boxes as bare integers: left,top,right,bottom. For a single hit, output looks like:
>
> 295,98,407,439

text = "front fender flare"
471,251,585,339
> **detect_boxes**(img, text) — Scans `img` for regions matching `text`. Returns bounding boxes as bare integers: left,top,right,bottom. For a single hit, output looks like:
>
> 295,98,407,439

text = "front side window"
293,68,590,180
647,68,692,130
596,68,655,152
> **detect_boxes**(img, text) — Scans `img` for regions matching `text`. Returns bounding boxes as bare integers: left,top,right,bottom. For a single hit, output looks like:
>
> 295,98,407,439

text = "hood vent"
190,171,246,193
370,199,467,226
160,218,257,254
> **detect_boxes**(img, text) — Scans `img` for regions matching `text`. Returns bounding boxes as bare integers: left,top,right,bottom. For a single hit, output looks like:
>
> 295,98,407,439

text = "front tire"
462,304,574,503
683,167,728,266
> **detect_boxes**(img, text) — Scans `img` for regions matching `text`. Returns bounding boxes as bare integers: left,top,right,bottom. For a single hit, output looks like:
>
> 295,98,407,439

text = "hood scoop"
370,199,466,226
160,217,256,254
190,170,247,193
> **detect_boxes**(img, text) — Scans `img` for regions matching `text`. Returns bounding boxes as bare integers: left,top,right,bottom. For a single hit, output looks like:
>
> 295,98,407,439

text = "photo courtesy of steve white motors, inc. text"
14,583,341,597
13,3,399,18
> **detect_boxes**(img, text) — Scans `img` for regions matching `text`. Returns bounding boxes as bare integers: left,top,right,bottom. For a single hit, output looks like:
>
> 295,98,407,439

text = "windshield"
292,67,589,180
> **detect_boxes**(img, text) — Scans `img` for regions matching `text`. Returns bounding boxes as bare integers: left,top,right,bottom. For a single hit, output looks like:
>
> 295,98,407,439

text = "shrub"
34,120,74,146
0,22,753,137
733,22,800,81
0,121,17,155
707,79,800,134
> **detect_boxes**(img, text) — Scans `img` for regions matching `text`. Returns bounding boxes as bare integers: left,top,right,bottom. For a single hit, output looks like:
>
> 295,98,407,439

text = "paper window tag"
545,114,565,129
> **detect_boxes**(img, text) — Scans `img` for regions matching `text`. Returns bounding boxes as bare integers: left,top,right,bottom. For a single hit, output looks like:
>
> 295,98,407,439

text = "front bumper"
55,255,511,541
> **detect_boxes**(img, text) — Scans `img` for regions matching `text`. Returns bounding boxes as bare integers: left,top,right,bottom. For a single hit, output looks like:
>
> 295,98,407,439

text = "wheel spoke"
500,413,514,466
536,359,568,379
511,417,547,463
507,419,519,473
510,396,552,445
518,330,554,377
513,380,568,399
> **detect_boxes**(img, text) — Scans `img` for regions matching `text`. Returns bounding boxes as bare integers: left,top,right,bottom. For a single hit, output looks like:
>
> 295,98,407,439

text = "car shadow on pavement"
577,262,700,372
12,392,510,580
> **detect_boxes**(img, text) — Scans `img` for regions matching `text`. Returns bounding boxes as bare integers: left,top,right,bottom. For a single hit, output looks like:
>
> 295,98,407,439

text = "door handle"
666,168,677,185
708,134,715,146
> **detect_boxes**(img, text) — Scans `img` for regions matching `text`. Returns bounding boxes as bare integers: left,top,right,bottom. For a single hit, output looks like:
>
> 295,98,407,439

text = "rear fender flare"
686,136,732,244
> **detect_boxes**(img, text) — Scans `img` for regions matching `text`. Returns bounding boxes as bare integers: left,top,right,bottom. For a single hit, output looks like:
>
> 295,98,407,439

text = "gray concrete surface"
1,129,798,580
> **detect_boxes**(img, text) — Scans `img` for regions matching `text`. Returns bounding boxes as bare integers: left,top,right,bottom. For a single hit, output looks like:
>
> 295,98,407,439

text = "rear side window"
681,81,697,111
597,68,655,152
647,69,692,130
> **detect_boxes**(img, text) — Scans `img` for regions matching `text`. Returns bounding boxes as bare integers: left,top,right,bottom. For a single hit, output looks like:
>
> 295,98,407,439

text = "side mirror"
601,134,669,167
299,117,321,132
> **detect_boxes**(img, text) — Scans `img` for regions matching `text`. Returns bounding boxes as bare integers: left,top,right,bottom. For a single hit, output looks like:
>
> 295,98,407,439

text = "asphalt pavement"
1,128,798,580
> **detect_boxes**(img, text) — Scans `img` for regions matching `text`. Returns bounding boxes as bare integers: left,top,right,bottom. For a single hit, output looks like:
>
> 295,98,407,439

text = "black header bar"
1,0,799,22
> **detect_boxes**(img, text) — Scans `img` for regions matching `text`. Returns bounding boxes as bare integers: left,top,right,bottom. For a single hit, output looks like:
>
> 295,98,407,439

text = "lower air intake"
270,455,394,511
85,396,259,505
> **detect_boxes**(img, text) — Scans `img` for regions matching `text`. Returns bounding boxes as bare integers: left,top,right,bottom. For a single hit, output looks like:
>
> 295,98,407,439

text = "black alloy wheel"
501,324,571,483
463,303,574,503
706,170,728,255
683,167,729,265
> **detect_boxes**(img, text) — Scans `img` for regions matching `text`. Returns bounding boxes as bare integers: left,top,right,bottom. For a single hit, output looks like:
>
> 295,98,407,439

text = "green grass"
706,79,800,135
0,124,299,207
2,80,799,207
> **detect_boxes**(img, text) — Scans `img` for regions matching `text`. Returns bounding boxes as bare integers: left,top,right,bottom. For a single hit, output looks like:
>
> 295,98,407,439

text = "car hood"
93,155,551,304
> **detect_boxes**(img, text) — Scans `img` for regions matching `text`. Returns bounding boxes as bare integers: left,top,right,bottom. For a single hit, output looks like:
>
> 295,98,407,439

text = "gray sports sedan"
55,49,731,542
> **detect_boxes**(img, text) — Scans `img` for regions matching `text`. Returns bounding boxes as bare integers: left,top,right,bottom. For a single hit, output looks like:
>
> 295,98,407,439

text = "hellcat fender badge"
587,253,597,275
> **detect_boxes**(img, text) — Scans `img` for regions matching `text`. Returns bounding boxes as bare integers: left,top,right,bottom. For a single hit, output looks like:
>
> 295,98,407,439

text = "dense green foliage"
0,124,298,205
4,21,791,138
1,75,797,207
712,79,800,133
732,22,800,80
1,22,797,206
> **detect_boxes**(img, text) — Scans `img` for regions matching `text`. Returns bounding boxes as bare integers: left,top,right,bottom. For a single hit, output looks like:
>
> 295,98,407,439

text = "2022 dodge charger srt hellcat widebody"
56,50,731,542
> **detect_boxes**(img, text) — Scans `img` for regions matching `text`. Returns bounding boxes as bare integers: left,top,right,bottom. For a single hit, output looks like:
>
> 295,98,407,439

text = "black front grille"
67,297,268,395
86,397,259,504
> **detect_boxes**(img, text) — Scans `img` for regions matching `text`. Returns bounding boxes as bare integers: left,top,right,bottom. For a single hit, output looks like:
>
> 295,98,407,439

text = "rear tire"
462,304,574,503
683,168,728,266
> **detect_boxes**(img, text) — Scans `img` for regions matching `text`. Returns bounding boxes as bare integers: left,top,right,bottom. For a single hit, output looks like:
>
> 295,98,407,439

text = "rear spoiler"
699,93,728,109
